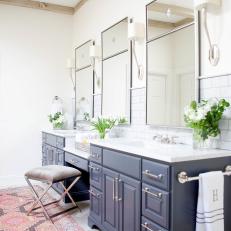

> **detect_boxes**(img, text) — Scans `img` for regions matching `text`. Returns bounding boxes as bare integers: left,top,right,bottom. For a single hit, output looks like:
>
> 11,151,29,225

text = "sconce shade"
128,22,145,41
194,0,221,10
89,45,101,58
66,58,74,69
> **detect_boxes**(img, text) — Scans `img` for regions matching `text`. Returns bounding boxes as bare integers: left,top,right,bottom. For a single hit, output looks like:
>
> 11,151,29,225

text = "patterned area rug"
0,186,85,231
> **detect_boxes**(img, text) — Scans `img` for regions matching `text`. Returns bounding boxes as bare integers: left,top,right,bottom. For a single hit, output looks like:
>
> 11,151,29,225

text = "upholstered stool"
25,165,81,222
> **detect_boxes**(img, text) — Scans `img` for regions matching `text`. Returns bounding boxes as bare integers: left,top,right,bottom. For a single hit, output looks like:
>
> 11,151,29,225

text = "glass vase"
193,129,219,149
53,122,64,130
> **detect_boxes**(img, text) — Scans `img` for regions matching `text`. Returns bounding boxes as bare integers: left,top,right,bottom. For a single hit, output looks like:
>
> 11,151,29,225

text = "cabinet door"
102,168,119,231
56,149,64,165
89,186,102,224
46,145,56,165
118,174,141,231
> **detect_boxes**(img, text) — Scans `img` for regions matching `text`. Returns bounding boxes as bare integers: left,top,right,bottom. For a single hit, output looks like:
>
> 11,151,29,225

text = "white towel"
196,171,224,231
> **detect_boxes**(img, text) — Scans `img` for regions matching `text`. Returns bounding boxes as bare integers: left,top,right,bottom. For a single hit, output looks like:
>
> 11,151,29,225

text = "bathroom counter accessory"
178,165,231,184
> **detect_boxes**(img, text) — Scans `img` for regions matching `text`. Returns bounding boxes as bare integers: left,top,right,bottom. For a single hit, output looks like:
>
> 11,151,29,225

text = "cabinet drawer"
142,183,169,229
46,134,57,147
90,146,102,164
103,149,141,179
65,152,88,172
142,160,170,190
89,186,102,224
141,217,168,231
89,162,102,190
56,136,65,149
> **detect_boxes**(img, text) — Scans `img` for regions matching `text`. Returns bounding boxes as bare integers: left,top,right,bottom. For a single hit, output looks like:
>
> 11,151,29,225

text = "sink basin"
108,138,184,151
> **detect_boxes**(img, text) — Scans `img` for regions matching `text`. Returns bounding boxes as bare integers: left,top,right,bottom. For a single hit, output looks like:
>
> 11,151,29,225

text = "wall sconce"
66,58,75,92
128,19,145,80
195,0,222,66
89,42,101,87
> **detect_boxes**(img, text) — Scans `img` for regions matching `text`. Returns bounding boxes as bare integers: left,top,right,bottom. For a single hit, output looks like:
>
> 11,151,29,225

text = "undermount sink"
108,138,185,151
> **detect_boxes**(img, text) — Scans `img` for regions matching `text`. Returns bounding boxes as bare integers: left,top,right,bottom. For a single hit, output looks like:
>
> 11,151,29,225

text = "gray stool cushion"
25,165,81,183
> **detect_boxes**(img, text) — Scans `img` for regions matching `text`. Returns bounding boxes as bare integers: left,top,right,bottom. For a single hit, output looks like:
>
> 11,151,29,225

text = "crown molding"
0,0,75,15
74,0,88,13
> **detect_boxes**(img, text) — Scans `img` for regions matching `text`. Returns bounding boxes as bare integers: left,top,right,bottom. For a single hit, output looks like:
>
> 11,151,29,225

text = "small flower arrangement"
184,98,230,148
48,112,65,129
91,116,128,139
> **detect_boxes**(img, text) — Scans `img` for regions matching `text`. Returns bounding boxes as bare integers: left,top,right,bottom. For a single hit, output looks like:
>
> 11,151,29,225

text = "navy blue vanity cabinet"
88,144,231,231
88,145,141,231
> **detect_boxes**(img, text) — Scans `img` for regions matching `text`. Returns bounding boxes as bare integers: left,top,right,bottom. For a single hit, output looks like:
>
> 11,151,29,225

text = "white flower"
207,98,218,107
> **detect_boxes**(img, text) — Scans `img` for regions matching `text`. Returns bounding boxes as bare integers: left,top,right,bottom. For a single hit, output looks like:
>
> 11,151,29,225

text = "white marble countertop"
90,138,231,163
63,146,90,160
42,129,77,138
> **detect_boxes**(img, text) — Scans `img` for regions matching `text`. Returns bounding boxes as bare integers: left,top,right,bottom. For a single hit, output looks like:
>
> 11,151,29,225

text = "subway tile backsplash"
93,75,231,150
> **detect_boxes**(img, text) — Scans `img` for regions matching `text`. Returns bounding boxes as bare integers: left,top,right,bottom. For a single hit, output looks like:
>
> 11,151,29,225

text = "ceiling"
33,0,81,7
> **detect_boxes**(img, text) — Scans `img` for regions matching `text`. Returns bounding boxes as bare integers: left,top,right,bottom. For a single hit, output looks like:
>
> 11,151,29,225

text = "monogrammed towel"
196,171,224,231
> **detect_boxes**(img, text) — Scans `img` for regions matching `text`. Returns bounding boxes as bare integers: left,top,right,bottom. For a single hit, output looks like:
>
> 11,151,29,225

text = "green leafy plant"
48,112,65,129
184,98,230,141
91,116,128,139
117,117,128,125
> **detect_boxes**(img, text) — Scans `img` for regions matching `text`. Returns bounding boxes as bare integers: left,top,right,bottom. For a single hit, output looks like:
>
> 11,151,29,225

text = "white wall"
200,0,231,76
0,5,73,186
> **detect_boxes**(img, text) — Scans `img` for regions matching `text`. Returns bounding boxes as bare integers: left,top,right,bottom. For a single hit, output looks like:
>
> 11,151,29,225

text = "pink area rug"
0,186,85,231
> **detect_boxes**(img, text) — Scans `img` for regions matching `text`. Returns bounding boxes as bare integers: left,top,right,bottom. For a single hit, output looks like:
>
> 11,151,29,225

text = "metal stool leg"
25,177,52,222
59,177,81,212
25,175,81,223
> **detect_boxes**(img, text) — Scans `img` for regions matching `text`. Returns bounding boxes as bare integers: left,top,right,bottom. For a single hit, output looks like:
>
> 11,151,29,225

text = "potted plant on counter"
184,98,230,149
48,112,65,130
91,116,127,139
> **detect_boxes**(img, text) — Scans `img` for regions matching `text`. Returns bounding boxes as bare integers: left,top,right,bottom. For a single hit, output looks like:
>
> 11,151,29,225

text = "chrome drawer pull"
91,153,99,159
88,165,99,171
141,222,162,231
142,187,162,199
89,190,100,198
143,170,163,181
71,159,79,164
116,179,122,202
113,178,115,201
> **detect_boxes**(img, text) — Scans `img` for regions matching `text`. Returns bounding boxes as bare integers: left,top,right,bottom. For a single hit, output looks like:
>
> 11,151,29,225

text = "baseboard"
0,175,27,188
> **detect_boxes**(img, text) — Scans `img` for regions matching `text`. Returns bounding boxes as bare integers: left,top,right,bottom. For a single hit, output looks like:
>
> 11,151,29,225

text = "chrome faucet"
153,134,178,144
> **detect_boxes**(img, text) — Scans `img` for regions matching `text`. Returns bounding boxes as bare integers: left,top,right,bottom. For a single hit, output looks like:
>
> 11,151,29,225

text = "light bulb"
166,8,171,18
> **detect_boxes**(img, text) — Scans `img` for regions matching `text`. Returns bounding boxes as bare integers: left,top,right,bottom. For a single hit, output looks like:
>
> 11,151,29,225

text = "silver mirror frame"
101,17,132,123
145,0,201,129
74,40,95,127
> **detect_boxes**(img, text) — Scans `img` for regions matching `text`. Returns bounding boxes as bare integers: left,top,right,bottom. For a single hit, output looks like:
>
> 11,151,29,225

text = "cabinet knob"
88,165,99,171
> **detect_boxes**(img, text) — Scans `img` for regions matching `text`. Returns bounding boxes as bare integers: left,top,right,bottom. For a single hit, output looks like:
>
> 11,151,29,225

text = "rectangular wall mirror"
75,40,94,121
102,18,131,121
146,0,195,127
